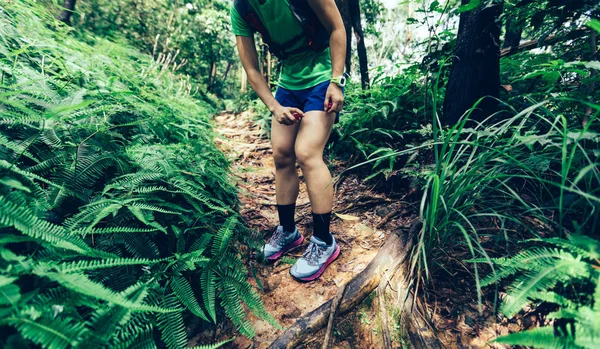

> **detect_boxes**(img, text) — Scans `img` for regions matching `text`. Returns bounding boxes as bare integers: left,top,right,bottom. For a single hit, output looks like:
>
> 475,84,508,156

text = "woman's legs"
270,117,300,232
295,111,336,244
294,111,336,213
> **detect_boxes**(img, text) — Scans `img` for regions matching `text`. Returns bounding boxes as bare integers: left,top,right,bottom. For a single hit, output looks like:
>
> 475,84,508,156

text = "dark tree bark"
57,0,77,25
335,0,353,74
503,18,523,54
443,1,503,126
349,0,370,89
334,0,370,89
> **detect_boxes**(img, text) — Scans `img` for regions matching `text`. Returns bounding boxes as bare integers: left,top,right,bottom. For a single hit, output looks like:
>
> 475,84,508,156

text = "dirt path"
211,111,414,348
205,111,524,349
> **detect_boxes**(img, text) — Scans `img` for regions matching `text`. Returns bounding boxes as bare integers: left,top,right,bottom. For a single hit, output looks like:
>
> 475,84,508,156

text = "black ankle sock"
312,212,333,245
277,204,295,232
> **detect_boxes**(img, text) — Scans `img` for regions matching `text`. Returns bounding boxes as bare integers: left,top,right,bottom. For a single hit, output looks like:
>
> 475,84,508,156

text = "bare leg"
270,117,300,205
294,111,336,214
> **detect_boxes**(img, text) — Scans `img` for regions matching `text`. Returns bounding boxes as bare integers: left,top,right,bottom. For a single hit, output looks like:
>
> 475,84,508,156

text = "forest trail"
211,111,411,348
207,111,531,349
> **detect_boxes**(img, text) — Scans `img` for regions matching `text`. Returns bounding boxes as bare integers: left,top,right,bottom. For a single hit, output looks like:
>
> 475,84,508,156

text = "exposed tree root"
377,278,393,349
268,220,443,349
321,283,346,349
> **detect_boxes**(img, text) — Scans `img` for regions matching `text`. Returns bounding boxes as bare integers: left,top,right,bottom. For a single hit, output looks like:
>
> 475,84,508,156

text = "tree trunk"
222,62,233,80
240,65,248,93
208,62,217,92
335,0,353,74
503,17,523,54
443,0,503,126
57,0,77,25
349,0,370,89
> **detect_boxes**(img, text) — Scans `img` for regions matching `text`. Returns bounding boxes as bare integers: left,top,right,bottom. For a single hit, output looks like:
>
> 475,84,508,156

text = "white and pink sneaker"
263,226,304,262
290,236,340,282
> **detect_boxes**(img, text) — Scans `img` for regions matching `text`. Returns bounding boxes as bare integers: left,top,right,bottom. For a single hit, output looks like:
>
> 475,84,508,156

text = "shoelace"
268,228,285,247
303,242,326,266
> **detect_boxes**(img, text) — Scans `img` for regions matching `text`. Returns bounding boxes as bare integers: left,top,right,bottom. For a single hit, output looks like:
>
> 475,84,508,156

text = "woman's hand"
325,83,344,114
272,105,304,126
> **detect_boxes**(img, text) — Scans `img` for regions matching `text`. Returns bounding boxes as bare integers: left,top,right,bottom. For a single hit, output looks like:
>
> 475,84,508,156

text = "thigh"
271,87,303,156
271,116,300,156
295,111,336,156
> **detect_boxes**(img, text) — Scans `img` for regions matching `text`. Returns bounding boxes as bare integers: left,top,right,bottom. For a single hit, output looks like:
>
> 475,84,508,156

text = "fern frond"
0,159,64,190
201,268,217,323
2,316,89,349
103,171,163,195
535,235,600,260
36,272,178,313
220,280,255,338
157,293,188,349
188,338,235,349
223,271,279,329
171,180,229,213
493,326,579,349
170,276,209,322
211,216,237,256
112,327,157,349
500,255,590,317
74,227,159,235
52,257,164,273
0,195,91,254
85,282,149,347
126,202,182,215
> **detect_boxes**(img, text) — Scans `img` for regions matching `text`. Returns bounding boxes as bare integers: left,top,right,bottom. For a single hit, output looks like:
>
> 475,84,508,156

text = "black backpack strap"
234,0,329,59
288,0,330,52
234,0,285,58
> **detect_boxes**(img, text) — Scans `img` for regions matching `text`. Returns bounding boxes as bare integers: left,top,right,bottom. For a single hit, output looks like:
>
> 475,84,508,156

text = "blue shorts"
274,81,343,123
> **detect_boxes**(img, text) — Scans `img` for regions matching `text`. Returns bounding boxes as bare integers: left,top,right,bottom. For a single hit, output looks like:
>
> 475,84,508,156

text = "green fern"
479,237,600,348
188,338,235,349
170,276,210,322
494,326,579,349
0,2,273,348
1,317,89,349
157,293,188,349
202,267,218,323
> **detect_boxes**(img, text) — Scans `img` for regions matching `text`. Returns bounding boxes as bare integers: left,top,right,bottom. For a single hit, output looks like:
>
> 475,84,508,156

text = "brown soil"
188,111,531,349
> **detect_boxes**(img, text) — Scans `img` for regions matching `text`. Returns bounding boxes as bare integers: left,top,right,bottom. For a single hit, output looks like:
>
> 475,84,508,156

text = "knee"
273,148,295,170
295,149,322,171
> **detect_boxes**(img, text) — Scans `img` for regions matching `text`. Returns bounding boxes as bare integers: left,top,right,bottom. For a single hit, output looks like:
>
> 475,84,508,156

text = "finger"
290,108,305,119
328,101,338,114
283,111,298,125
337,100,344,112
324,94,331,111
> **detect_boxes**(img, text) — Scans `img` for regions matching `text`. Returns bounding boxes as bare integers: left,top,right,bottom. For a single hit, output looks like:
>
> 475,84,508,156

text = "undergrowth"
332,19,600,348
0,1,275,348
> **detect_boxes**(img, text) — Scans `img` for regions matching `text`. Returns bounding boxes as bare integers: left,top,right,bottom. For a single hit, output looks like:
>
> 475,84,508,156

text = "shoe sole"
291,244,341,282
265,235,304,262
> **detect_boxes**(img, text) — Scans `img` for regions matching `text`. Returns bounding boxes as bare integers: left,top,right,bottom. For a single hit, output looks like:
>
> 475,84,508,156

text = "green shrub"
0,1,275,348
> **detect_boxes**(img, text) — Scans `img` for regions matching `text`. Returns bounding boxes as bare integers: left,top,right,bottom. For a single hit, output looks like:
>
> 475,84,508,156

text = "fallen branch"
268,220,442,349
500,28,589,57
376,209,401,229
377,278,392,349
321,283,346,349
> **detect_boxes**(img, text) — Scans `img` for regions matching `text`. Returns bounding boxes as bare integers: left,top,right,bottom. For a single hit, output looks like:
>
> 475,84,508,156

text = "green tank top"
230,0,332,90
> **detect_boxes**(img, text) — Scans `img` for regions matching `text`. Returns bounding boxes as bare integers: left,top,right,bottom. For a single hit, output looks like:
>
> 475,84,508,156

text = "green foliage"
330,4,600,348
472,236,600,349
0,1,274,348
46,0,238,97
